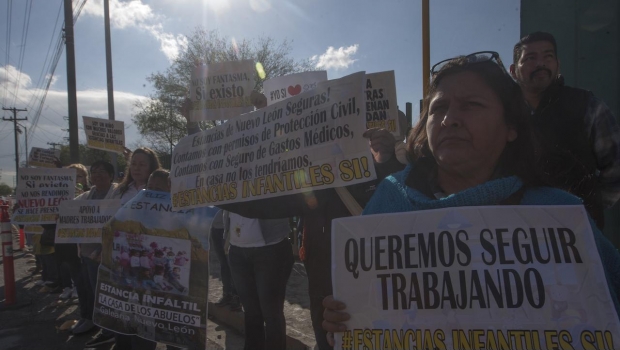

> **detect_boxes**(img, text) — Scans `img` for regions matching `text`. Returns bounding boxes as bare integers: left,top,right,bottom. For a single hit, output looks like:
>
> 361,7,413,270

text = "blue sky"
0,0,520,186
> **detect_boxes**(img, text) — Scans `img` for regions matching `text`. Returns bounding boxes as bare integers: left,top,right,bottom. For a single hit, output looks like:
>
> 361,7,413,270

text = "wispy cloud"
0,65,32,93
82,0,186,62
0,65,147,156
311,45,359,70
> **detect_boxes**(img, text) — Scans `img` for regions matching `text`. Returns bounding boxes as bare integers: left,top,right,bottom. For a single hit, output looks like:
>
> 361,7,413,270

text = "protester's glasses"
430,51,506,77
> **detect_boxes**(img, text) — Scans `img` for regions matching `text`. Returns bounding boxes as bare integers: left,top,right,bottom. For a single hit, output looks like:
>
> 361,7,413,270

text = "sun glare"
204,0,231,14
249,0,271,13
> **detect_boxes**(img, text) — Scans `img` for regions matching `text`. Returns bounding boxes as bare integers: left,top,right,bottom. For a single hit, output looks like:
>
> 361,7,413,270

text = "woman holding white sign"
322,52,620,342
83,150,162,348
73,160,117,336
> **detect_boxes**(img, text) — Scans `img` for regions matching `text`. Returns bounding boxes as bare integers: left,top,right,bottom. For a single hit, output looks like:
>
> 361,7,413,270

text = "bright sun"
204,0,231,14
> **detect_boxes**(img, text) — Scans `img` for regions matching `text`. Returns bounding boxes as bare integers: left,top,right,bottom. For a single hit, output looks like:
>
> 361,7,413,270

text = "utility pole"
16,124,28,168
419,0,430,121
64,0,79,163
104,0,118,177
2,108,27,186
47,142,63,150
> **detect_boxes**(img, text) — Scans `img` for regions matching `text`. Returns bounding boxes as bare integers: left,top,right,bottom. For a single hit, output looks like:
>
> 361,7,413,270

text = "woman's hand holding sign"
322,295,350,346
363,128,396,164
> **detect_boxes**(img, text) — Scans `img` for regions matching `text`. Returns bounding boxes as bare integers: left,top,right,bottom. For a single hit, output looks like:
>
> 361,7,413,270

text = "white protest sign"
28,147,61,168
55,199,121,243
93,190,218,347
263,71,328,106
13,168,76,225
365,71,400,137
83,116,125,154
189,60,256,121
332,206,620,350
171,71,375,210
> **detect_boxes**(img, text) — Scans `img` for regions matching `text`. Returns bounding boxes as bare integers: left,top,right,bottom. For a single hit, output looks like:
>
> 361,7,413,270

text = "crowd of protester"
20,31,620,350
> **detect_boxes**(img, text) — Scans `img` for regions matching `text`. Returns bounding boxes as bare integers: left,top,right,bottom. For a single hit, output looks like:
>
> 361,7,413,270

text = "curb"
207,301,313,350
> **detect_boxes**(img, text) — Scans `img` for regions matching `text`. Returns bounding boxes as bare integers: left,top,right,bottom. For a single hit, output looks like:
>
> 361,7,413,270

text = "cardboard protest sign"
93,190,218,348
189,60,256,121
28,147,61,168
24,225,44,234
55,199,121,243
12,168,76,225
332,206,620,350
365,71,400,137
263,71,328,105
171,71,375,210
83,116,125,154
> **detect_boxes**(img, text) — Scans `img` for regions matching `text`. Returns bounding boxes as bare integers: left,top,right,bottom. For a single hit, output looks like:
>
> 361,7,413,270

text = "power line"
12,0,33,106
3,0,13,107
27,0,88,144
26,0,63,111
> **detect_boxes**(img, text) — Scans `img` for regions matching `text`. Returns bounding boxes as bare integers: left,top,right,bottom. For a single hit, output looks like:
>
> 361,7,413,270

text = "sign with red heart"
287,84,302,96
263,71,328,105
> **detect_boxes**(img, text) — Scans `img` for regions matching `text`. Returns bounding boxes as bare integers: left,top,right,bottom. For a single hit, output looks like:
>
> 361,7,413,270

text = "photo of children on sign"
93,189,218,348
111,232,191,296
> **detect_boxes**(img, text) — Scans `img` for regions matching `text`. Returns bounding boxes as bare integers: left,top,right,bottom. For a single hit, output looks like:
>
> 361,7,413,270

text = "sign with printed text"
83,116,125,154
24,225,44,235
263,71,328,105
28,147,61,168
93,190,218,347
55,199,121,243
171,71,375,210
332,206,620,350
12,168,76,225
189,60,256,121
365,71,400,137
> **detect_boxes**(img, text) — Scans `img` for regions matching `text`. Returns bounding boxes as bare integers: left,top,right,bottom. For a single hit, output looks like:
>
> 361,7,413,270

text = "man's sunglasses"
430,51,507,76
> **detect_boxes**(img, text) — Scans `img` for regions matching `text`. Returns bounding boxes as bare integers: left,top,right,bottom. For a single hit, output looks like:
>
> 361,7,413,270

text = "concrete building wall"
521,0,620,244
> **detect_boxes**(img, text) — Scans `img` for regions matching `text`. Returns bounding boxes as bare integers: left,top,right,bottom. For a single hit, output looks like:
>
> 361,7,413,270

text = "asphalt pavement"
0,230,315,350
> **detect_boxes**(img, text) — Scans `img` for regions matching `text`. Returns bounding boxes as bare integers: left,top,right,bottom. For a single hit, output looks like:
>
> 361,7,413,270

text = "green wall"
521,0,620,245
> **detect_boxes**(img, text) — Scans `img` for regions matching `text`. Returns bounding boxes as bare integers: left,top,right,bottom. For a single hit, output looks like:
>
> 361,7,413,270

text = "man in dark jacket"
510,31,620,228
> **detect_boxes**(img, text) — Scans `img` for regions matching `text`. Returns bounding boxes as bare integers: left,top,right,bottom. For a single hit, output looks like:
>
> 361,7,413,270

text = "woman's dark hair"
118,147,161,194
149,169,170,182
90,160,115,183
407,57,541,186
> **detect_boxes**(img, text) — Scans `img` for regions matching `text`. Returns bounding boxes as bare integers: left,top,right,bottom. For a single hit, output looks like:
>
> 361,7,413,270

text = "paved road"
0,247,245,350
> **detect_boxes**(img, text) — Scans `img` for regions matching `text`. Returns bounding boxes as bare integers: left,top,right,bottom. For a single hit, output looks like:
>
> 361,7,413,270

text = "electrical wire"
27,0,88,143
26,0,62,112
3,0,13,107
12,0,33,107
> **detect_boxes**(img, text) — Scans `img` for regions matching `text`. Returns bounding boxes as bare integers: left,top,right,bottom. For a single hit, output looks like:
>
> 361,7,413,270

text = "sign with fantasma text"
12,168,76,225
331,206,620,350
189,60,256,121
